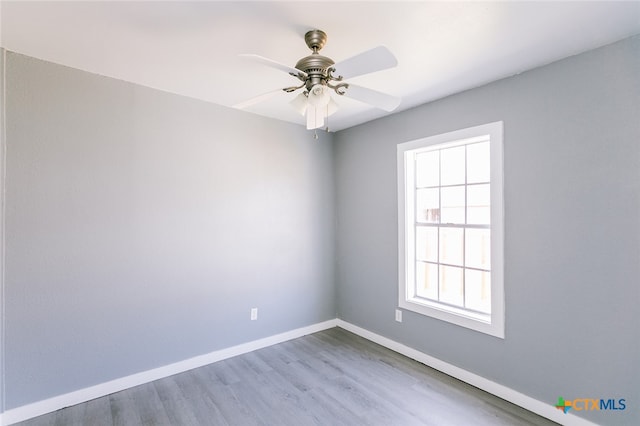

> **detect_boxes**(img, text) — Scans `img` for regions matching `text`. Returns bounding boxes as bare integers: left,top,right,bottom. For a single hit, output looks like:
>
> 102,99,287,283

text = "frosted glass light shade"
289,92,308,116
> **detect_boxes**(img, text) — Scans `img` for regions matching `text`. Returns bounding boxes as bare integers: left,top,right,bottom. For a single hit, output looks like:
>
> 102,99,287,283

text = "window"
397,122,504,338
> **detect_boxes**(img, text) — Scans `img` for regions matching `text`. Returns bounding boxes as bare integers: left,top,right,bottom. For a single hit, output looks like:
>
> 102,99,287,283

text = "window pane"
441,186,465,224
416,226,438,262
465,228,491,270
467,142,490,183
467,184,490,225
440,146,465,185
439,266,463,306
416,151,439,188
416,188,440,223
416,262,438,300
440,227,463,266
465,269,491,314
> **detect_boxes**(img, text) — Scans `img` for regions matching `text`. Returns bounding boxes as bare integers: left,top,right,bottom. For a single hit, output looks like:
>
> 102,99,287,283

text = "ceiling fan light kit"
235,29,400,132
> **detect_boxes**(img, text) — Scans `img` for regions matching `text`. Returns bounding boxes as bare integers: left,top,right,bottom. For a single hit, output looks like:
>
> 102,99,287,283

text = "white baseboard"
0,319,338,426
1,318,600,426
335,319,599,426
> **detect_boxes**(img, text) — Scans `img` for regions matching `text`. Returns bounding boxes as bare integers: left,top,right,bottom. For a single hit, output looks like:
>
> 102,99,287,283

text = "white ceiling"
1,1,639,131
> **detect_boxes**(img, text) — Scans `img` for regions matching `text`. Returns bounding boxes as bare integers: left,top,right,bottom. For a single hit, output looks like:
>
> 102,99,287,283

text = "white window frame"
397,121,504,338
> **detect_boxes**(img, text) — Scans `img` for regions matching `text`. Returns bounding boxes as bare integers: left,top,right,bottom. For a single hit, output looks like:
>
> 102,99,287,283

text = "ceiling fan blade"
232,88,284,109
332,46,397,79
239,54,308,78
306,105,325,130
342,84,401,112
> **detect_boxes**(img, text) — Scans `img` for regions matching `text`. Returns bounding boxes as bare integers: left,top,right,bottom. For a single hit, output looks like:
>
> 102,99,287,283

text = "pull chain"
325,102,330,133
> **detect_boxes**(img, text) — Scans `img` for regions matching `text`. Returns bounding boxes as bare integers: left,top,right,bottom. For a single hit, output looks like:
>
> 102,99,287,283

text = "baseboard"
1,318,600,426
335,319,599,426
0,319,338,426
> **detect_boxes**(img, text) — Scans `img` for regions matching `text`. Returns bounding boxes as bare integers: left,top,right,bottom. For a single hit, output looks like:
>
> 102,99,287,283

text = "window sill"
399,297,504,339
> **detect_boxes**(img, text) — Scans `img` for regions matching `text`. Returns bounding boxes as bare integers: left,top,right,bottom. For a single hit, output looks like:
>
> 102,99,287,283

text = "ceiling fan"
233,29,401,131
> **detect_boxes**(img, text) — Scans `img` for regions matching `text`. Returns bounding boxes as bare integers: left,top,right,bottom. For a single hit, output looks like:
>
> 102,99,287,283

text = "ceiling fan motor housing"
296,29,336,91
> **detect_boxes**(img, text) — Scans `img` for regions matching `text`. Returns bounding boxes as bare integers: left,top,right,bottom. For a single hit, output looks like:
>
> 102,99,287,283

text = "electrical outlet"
395,309,402,323
250,308,258,321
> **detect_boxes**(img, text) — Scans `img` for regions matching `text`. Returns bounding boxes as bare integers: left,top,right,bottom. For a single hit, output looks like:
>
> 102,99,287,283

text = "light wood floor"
16,328,558,425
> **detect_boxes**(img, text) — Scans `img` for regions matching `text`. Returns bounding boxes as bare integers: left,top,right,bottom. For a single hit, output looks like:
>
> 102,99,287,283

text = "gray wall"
334,35,640,425
4,52,336,408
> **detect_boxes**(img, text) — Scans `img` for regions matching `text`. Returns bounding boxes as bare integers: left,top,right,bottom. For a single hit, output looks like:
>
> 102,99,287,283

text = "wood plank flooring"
15,328,558,425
